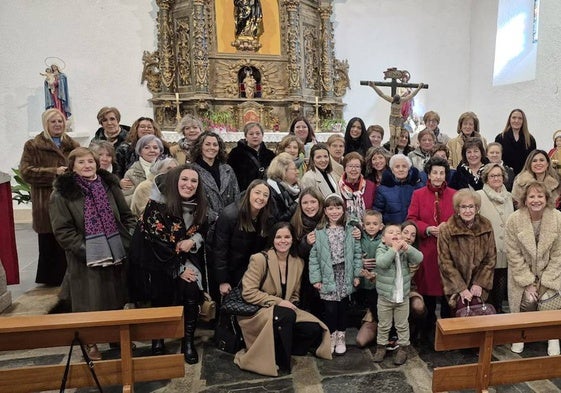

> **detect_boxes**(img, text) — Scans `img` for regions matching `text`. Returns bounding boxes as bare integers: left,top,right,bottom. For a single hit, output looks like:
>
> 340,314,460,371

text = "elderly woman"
267,152,300,222
19,108,79,285
121,135,165,203
288,116,317,158
234,222,331,376
449,137,489,191
191,131,239,223
431,143,456,183
408,129,436,172
301,143,341,199
50,147,136,360
338,152,376,222
374,154,425,224
90,106,129,149
326,133,345,177
169,114,203,164
115,117,169,178
89,141,118,175
506,181,561,356
227,122,276,191
437,189,496,314
407,156,456,338
486,142,515,192
447,112,487,168
494,109,536,175
344,117,371,157
383,129,414,156
512,149,561,208
365,147,390,185
276,135,307,178
412,111,450,148
476,163,514,313
130,164,208,363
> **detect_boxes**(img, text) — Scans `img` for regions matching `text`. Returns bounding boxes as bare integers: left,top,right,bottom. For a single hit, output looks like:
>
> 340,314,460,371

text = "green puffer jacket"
360,232,382,290
309,224,363,295
375,243,423,302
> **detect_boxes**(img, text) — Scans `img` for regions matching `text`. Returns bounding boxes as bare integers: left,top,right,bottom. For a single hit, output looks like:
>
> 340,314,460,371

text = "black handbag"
215,313,245,354
60,332,103,392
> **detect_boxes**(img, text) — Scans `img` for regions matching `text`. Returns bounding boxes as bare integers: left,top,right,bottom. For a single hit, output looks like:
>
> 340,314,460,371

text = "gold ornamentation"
333,59,350,97
176,20,191,86
156,0,176,89
303,26,319,90
141,50,161,93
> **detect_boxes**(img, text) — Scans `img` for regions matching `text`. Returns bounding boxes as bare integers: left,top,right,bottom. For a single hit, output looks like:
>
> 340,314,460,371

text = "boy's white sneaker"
511,342,524,353
548,339,560,356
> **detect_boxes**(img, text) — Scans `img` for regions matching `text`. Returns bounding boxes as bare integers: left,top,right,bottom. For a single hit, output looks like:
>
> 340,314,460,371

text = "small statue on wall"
41,58,70,119
243,69,257,99
232,0,263,51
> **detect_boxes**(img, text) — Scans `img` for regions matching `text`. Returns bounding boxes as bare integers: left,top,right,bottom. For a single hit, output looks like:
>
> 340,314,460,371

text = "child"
309,194,362,355
356,210,384,348
373,224,422,365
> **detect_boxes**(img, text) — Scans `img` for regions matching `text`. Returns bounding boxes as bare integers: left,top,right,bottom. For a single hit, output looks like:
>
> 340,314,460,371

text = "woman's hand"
470,284,482,297
180,268,197,282
219,283,231,296
524,284,538,301
459,288,473,303
352,227,361,240
362,257,376,270
278,299,297,310
313,282,322,290
427,226,439,237
306,231,316,245
56,166,67,175
120,178,133,189
176,239,194,253
353,278,360,287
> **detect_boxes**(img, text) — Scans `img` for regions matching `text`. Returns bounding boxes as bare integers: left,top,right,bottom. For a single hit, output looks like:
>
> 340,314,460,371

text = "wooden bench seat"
0,306,184,393
433,310,561,393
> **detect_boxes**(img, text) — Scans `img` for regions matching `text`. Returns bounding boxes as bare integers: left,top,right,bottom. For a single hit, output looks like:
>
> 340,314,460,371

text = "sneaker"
335,331,346,355
86,344,102,361
394,346,408,365
548,339,560,356
386,335,399,351
511,342,524,354
330,332,337,354
373,344,387,363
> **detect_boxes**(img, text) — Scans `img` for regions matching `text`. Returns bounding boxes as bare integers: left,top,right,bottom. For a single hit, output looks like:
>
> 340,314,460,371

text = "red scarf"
426,179,447,224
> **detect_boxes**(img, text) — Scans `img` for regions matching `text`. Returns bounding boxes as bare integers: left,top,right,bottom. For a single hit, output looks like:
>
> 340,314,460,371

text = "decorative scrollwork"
141,50,161,93
303,25,319,90
333,59,350,97
176,20,191,86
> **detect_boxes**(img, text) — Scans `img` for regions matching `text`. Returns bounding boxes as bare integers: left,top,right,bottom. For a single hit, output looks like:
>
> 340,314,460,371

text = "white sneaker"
511,342,524,353
548,339,560,356
330,332,337,354
335,331,346,355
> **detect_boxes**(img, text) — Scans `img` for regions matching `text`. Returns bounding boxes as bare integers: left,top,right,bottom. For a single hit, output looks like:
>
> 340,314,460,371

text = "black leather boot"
183,300,199,364
151,339,166,355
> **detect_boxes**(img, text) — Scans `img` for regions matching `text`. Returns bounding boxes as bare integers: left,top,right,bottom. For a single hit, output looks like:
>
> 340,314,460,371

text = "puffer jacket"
375,242,423,301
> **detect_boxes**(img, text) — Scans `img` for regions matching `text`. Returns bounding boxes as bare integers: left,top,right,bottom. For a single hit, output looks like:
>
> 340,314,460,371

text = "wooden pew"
432,310,561,393
0,306,184,393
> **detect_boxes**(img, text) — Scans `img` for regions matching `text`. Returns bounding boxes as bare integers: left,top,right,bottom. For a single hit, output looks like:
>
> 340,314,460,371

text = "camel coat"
300,169,341,199
505,207,561,313
447,134,488,169
235,249,332,377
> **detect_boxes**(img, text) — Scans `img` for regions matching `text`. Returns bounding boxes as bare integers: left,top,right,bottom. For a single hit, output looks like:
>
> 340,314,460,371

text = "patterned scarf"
339,174,367,222
75,174,126,267
427,179,447,224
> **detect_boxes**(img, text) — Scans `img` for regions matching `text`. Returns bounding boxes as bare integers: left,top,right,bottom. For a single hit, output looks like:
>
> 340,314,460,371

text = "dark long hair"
344,116,371,155
163,164,208,225
238,179,271,236
266,222,298,257
190,131,228,163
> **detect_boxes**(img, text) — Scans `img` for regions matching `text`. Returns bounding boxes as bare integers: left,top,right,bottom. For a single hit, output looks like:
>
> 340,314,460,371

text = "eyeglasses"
459,204,476,210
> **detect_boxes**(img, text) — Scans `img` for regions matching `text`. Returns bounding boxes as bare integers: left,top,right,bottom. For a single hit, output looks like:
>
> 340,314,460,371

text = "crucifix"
361,68,429,152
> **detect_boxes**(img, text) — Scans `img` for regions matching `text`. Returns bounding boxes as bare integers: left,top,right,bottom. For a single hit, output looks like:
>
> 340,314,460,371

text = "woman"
383,129,414,156
449,137,489,191
90,106,129,149
288,116,317,158
411,111,450,148
130,164,208,363
169,114,203,164
365,147,390,185
115,117,169,178
437,189,496,314
234,222,332,376
476,163,514,313
50,147,136,360
214,179,273,296
494,109,536,175
276,134,307,178
344,117,371,157
339,152,376,222
407,156,456,338
512,149,561,208
89,140,118,175
506,181,561,356
266,152,300,222
486,142,515,192
374,154,425,224
447,112,487,168
366,125,385,148
301,143,341,199
19,108,79,285
191,131,240,223
326,133,345,177
227,122,276,191
431,143,455,184
121,135,165,203
408,129,436,172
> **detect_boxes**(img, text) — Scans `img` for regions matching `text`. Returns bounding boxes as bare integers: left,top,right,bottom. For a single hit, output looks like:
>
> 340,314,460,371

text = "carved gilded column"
283,0,302,96
319,5,334,98
156,0,176,91
192,0,209,94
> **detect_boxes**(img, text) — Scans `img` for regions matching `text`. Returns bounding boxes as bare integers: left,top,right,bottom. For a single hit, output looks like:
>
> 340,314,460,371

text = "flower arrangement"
203,110,237,132
320,118,346,133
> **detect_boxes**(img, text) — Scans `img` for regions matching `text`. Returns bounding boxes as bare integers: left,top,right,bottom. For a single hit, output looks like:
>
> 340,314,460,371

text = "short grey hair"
135,134,164,155
389,153,412,170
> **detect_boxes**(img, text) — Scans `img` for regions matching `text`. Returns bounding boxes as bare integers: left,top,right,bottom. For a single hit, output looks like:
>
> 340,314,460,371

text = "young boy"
356,210,384,347
373,224,422,365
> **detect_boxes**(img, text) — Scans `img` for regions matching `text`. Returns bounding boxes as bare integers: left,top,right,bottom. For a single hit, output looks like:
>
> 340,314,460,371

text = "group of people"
18,106,561,376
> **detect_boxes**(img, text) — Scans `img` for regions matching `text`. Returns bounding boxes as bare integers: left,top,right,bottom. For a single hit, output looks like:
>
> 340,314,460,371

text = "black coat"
227,140,275,191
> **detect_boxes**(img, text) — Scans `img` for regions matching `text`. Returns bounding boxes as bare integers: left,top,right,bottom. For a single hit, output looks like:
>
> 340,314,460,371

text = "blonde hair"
41,109,67,141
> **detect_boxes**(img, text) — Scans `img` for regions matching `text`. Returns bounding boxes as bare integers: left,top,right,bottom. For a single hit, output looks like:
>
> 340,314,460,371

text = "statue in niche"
41,59,70,119
243,69,257,99
239,66,261,98
234,0,263,38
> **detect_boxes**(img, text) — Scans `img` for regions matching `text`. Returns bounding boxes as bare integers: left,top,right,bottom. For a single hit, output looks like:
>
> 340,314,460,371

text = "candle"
175,93,179,102
315,96,318,106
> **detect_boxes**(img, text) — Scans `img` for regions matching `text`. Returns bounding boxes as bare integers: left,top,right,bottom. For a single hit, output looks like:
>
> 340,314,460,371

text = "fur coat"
511,170,560,208
235,249,332,376
505,207,561,313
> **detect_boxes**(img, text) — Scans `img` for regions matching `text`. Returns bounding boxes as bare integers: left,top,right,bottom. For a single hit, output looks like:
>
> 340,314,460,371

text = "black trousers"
323,297,350,333
36,233,67,286
272,306,323,371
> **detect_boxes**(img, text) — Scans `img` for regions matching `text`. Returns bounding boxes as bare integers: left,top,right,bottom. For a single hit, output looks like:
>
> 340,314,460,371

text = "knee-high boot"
183,299,199,364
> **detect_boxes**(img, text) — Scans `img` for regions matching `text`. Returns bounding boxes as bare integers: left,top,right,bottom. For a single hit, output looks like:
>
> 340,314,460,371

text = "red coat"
407,185,456,296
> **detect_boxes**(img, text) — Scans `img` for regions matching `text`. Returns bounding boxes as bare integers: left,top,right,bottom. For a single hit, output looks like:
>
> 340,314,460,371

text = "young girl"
309,194,362,355
277,135,307,178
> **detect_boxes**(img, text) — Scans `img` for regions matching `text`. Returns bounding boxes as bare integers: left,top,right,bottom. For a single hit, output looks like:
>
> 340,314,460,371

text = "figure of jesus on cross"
361,68,428,151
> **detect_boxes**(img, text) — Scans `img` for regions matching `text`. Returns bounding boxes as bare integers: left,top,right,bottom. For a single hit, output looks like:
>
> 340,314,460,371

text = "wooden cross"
360,67,429,96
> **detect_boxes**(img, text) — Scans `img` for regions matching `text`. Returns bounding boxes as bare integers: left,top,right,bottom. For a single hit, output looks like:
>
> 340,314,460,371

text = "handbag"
455,296,496,317
520,289,538,312
60,332,103,392
538,289,561,311
215,313,245,354
199,291,216,322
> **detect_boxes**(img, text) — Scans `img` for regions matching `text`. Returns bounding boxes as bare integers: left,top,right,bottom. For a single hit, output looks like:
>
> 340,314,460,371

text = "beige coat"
505,207,561,313
511,170,560,208
447,134,488,169
300,169,341,199
235,249,332,377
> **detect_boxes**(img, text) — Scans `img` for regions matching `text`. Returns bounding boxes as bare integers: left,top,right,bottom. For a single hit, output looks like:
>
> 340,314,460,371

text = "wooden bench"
0,306,184,393
433,310,561,393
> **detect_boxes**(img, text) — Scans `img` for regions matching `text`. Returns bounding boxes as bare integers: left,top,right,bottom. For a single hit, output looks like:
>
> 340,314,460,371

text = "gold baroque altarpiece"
142,0,350,131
